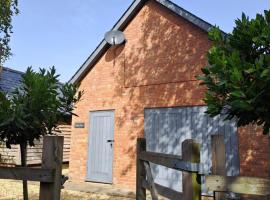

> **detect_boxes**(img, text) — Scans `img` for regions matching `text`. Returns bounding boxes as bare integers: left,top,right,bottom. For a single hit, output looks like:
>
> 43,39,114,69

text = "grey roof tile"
0,67,24,94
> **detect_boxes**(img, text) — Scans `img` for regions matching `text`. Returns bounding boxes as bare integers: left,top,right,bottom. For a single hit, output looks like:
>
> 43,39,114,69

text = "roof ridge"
2,67,25,75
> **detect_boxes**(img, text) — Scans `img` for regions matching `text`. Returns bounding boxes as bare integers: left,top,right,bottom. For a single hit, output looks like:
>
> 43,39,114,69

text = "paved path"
64,181,135,198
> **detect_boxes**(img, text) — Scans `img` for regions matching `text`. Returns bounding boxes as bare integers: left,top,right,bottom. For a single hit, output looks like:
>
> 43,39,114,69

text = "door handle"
107,140,115,143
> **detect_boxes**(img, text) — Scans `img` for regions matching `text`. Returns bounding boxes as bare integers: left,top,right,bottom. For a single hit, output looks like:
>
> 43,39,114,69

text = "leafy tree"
197,10,270,136
0,67,82,200
0,0,19,64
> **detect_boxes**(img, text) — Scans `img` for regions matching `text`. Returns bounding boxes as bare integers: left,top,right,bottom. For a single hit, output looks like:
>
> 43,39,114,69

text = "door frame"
85,110,115,183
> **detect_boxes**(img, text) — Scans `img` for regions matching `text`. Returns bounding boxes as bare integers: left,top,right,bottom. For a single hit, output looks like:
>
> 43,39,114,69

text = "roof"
0,67,24,93
69,0,221,84
0,67,65,93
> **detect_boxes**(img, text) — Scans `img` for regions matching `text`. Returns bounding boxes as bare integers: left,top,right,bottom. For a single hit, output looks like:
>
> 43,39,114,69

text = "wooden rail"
136,138,201,200
0,136,64,200
0,167,54,182
138,151,202,172
206,175,270,196
206,135,270,198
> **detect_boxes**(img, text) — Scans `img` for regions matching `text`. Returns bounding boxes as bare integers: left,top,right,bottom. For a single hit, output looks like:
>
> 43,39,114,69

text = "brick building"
69,0,270,198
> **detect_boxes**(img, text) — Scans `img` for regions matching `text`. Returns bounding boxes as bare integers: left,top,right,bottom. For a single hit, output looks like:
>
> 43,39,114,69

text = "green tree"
197,10,270,137
0,67,82,200
0,0,19,64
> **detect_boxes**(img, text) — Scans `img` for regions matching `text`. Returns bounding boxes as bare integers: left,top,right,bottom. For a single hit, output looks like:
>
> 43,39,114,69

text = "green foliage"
197,10,270,134
0,0,19,64
0,67,82,148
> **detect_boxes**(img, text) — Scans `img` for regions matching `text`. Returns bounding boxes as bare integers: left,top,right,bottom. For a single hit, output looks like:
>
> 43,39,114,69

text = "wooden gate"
136,135,270,200
136,138,202,200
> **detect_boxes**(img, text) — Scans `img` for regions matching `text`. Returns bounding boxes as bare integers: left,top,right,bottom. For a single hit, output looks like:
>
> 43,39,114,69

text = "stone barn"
69,0,270,198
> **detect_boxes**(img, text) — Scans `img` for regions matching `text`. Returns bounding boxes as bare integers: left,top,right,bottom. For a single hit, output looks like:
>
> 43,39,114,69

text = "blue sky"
4,0,270,82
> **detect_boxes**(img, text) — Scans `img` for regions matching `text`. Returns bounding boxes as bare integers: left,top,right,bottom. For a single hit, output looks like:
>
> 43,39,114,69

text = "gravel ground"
0,180,134,200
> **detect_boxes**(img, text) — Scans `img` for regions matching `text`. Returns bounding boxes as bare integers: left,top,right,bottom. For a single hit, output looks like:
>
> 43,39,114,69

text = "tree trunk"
269,133,270,161
20,142,28,200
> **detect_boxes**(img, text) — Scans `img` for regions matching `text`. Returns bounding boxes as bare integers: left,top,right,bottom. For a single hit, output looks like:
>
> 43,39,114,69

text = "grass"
0,180,133,200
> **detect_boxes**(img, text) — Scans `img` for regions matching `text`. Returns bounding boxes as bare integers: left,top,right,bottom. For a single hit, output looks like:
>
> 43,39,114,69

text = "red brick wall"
69,0,270,195
238,126,270,200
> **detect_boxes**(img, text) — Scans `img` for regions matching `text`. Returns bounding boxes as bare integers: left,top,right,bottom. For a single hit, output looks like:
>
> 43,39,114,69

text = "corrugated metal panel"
86,111,114,183
145,106,239,194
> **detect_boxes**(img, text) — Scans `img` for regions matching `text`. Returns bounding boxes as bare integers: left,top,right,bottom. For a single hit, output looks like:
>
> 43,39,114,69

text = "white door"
86,111,115,183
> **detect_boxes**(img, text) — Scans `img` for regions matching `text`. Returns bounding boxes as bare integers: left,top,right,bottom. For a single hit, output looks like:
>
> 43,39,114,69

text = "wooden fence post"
136,138,146,200
182,139,201,200
40,136,64,200
211,135,226,200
